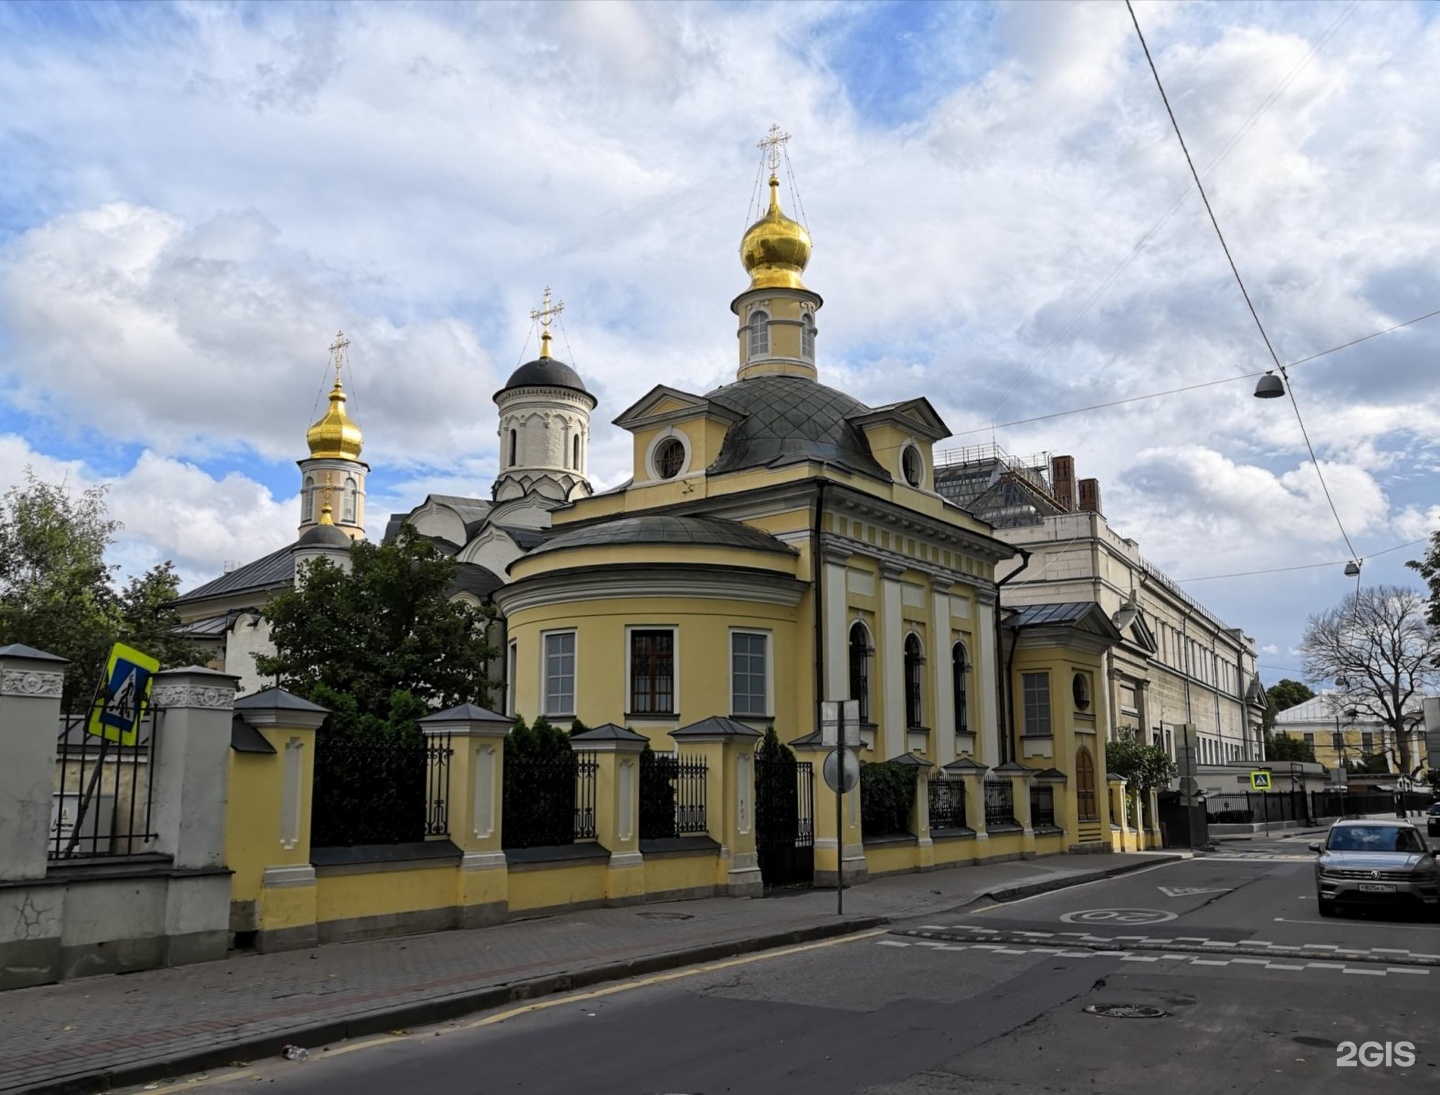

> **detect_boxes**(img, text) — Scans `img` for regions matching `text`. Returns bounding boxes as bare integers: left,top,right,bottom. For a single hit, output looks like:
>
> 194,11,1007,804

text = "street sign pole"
836,702,845,916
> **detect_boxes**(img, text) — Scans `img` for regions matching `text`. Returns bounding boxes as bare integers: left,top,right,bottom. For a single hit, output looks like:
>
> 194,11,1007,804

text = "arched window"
655,436,685,479
342,477,357,524
904,634,924,728
573,434,581,471
1076,748,1098,821
509,429,518,467
901,445,923,487
952,642,969,733
748,310,769,357
801,313,815,357
848,622,871,723
302,475,315,523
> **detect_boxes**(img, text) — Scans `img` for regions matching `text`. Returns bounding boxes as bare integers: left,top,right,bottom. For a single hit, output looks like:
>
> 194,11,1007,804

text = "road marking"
877,939,910,947
1388,967,1430,975
1191,959,1231,966
1121,955,1160,962
1158,885,1233,897
1265,963,1305,970
1342,968,1386,976
1060,908,1179,926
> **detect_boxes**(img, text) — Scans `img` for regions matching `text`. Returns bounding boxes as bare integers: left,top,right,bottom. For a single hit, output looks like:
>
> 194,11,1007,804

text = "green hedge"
860,760,915,836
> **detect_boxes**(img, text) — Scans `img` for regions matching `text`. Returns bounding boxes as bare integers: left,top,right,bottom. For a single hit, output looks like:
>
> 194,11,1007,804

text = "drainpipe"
812,479,828,736
994,548,1032,765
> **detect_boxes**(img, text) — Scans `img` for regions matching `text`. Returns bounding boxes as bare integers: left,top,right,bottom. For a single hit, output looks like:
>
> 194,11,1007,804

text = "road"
122,834,1440,1095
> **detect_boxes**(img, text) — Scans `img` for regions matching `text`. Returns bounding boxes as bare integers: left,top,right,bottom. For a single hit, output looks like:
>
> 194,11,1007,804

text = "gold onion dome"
306,377,364,460
740,174,811,290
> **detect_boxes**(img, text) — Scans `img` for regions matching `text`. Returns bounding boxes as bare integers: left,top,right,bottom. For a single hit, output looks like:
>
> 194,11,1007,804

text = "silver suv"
1311,820,1439,918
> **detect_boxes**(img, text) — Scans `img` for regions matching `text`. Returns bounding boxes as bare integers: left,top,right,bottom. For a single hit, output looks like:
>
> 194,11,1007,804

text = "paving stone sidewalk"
0,851,1178,1095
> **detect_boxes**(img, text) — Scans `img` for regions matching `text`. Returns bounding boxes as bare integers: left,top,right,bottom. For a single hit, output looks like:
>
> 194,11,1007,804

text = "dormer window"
748,310,769,358
801,313,815,357
654,436,686,479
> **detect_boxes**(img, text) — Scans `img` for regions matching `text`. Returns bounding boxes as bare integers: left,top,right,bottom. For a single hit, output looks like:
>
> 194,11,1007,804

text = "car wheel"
1318,900,1338,918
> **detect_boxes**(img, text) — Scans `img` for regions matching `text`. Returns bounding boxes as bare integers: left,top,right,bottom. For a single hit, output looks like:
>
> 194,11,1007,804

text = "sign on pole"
1248,770,1272,791
819,699,861,747
86,643,160,747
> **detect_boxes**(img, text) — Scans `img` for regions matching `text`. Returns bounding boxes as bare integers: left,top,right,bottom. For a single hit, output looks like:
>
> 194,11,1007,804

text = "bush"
1207,809,1254,824
638,744,678,840
860,761,915,837
503,714,580,848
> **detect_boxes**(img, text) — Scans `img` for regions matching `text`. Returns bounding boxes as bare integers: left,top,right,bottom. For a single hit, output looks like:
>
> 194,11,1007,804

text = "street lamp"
1254,370,1286,398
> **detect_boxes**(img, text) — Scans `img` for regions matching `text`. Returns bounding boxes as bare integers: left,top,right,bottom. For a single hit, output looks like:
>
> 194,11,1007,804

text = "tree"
1107,729,1177,798
1261,678,1315,734
0,471,199,710
255,524,495,740
1297,585,1438,775
1264,731,1316,764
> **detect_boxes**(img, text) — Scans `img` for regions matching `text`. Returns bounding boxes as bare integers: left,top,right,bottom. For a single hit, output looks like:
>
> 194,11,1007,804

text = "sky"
2,0,1439,686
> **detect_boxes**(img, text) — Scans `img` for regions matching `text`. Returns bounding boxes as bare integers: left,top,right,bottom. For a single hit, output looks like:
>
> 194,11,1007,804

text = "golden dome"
740,174,811,290
306,377,363,460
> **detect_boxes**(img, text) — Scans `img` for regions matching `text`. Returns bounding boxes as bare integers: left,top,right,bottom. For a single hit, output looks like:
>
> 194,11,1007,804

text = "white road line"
1121,955,1160,962
1385,967,1430,975
1342,968,1386,976
1191,959,1232,966
877,940,911,947
1305,961,1345,969
1055,950,1103,958
1371,948,1409,954
1265,963,1305,970
1231,958,1270,965
992,948,1031,955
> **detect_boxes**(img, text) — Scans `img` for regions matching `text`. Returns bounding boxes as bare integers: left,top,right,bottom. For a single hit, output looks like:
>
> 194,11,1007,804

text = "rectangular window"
543,632,575,716
731,631,768,716
1361,731,1374,754
1022,672,1051,736
630,629,675,715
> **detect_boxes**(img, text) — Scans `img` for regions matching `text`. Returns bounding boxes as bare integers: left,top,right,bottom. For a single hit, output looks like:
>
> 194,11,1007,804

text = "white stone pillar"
823,549,850,702
0,644,67,882
930,580,955,767
975,592,1000,767
880,563,906,759
149,667,238,870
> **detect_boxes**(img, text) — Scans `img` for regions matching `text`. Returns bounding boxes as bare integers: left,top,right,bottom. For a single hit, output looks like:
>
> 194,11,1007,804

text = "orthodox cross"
328,330,350,382
530,288,565,358
758,123,790,172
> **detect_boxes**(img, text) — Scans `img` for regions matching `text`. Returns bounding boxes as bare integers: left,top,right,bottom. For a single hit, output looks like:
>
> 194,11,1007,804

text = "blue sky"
3,0,1440,682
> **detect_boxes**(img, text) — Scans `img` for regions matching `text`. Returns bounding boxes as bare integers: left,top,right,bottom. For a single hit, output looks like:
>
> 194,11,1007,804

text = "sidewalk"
0,851,1179,1095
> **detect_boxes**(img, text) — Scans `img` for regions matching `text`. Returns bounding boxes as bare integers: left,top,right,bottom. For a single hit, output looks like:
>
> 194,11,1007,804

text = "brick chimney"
1050,455,1076,512
1078,477,1102,515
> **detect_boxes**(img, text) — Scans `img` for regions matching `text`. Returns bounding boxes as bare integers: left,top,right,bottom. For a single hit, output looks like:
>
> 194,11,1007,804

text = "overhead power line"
1127,1,1361,566
1174,538,1429,584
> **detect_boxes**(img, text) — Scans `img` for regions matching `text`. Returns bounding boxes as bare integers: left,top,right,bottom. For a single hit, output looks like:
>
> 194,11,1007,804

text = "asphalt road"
121,844,1440,1095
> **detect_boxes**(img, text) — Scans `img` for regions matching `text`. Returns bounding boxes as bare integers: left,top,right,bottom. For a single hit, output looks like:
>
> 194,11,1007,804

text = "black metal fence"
928,777,967,831
1205,789,1435,826
640,751,708,840
755,755,815,888
311,733,453,848
502,752,598,849
984,780,1018,829
1030,784,1057,829
51,709,162,860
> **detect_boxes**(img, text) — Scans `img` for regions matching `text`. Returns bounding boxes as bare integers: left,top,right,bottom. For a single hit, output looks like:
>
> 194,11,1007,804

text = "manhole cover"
636,911,694,921
1083,1003,1169,1019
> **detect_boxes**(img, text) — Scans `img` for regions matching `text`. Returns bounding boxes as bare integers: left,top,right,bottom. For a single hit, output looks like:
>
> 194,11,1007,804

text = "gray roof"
231,714,277,754
572,723,648,743
234,687,330,714
450,561,504,601
529,515,797,559
498,357,590,397
297,523,352,549
704,375,889,479
1004,602,1100,628
420,703,511,726
497,525,546,550
0,643,67,662
175,543,295,604
175,614,233,638
672,716,764,740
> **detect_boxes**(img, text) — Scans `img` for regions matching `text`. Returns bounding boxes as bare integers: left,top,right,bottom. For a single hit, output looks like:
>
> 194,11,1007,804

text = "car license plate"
1357,883,1396,893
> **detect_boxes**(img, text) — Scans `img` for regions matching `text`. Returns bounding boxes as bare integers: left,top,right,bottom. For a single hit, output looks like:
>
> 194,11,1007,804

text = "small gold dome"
306,377,363,460
740,174,811,290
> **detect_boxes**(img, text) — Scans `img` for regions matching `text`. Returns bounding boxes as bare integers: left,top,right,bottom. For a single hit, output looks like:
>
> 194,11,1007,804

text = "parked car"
1427,801,1440,837
1311,819,1440,918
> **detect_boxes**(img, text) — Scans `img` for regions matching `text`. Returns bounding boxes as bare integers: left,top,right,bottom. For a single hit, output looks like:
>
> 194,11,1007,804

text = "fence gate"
755,756,814,889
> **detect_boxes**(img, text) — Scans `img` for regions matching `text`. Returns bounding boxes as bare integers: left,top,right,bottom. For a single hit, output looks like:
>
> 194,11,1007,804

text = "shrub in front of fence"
860,760,915,837
502,714,581,849
639,744,678,840
1207,809,1254,824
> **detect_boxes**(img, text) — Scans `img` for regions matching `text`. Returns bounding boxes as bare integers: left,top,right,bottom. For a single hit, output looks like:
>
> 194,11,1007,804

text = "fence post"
419,704,511,928
995,761,1038,859
944,756,991,848
230,687,330,952
886,753,933,870
0,644,68,988
792,735,864,891
570,724,647,902
148,666,239,967
670,717,763,896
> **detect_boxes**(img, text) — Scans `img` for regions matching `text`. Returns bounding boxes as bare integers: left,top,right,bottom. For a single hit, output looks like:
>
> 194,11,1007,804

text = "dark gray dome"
529,515,796,558
705,375,888,479
498,357,590,396
296,523,353,550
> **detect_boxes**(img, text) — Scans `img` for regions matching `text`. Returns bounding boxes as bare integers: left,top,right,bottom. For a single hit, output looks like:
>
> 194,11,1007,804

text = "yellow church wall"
314,864,457,941
508,543,800,582
642,848,725,899
225,752,279,915
862,840,922,878
506,859,609,913
978,830,1029,863
931,834,980,867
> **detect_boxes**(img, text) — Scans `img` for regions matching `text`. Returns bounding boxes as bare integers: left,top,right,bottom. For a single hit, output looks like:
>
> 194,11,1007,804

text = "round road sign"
822,748,860,794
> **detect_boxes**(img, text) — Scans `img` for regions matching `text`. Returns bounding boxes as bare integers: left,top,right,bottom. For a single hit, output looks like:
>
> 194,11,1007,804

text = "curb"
978,854,1183,905
13,916,886,1095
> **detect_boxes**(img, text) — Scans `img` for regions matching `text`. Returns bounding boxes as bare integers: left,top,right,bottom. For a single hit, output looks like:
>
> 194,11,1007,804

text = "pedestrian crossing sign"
86,643,160,747
1249,770,1272,791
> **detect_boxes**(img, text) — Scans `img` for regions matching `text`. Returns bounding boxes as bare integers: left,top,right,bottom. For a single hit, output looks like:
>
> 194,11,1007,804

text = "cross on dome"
530,288,565,360
758,123,790,173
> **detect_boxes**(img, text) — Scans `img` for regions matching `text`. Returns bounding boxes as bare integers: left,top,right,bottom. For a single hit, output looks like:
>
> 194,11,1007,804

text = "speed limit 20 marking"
1060,908,1179,926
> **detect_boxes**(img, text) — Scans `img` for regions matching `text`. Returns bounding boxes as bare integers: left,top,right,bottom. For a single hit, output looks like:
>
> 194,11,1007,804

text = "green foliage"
1345,754,1390,776
1106,730,1177,796
256,525,495,740
859,760,916,837
638,743,678,840
0,471,201,709
757,725,793,764
502,713,580,848
754,726,799,848
1262,678,1315,734
1265,731,1316,763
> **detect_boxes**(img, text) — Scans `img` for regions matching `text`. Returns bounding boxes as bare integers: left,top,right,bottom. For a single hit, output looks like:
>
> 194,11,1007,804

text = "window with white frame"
848,622,871,723
302,475,316,523
1022,672,1051,736
629,629,675,715
904,634,924,728
506,641,517,717
801,312,815,357
748,310,769,357
543,631,576,716
731,631,768,716
952,641,970,733
342,476,357,524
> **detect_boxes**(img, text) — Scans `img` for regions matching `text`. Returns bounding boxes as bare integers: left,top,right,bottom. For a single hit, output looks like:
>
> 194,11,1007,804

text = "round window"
655,437,685,479
1072,673,1091,711
901,446,923,487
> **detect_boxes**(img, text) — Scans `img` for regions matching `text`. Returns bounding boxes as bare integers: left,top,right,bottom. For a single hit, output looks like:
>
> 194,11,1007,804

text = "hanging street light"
1254,370,1285,398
